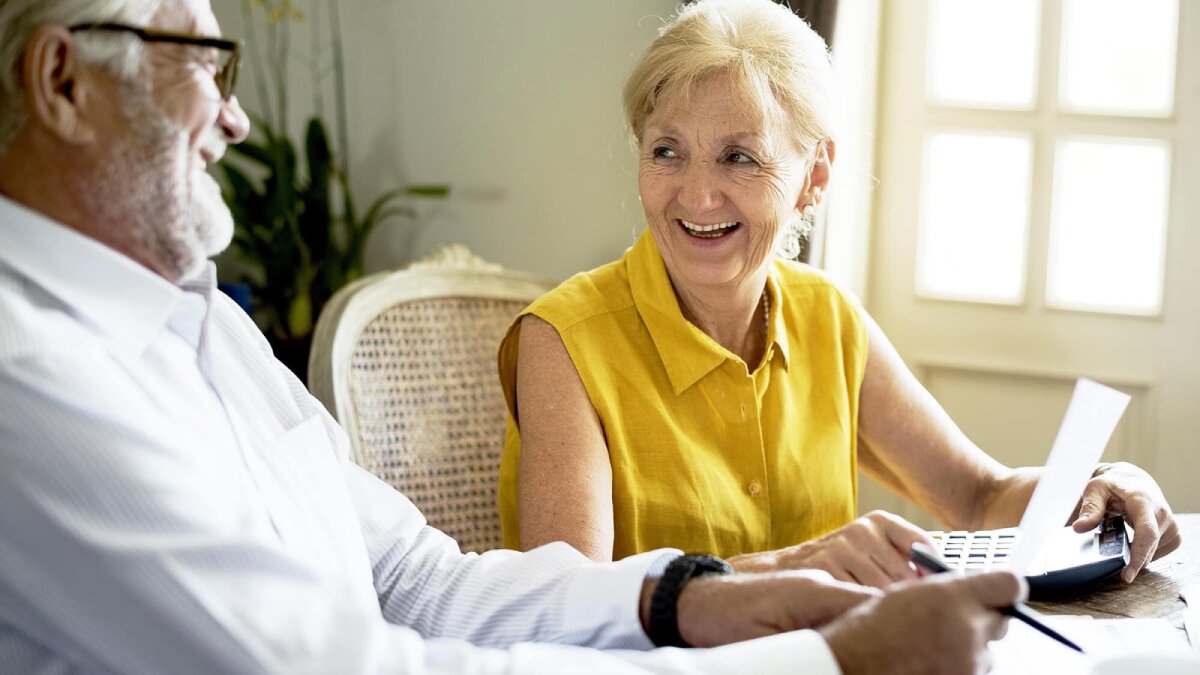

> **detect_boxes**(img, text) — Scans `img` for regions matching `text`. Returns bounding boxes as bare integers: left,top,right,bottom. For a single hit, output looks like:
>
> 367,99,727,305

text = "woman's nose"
677,163,725,214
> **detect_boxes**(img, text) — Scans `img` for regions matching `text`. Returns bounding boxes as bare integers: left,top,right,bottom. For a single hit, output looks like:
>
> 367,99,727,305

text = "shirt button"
747,481,762,496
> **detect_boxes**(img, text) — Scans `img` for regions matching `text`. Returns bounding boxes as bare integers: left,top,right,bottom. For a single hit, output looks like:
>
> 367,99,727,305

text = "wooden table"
1032,513,1200,635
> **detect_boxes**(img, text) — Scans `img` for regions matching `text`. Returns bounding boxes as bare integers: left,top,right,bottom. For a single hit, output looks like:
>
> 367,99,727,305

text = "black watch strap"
648,553,733,648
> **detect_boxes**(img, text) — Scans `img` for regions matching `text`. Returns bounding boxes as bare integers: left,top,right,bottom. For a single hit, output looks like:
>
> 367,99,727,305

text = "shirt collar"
627,230,788,395
763,265,790,368
0,195,187,359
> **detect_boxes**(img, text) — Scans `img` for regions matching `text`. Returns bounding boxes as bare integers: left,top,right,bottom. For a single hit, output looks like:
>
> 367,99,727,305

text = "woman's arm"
855,311,1023,531
513,314,615,560
857,309,1181,580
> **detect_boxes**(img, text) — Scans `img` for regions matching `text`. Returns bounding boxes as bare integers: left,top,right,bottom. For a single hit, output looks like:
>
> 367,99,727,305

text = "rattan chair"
308,245,555,552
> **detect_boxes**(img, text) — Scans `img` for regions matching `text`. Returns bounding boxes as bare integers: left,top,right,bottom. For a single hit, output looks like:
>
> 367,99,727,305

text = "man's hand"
729,510,934,588
819,571,1025,675
1071,462,1181,583
641,569,880,648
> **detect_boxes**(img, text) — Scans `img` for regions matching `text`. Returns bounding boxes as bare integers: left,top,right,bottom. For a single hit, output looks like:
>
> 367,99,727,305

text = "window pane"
916,132,1032,304
1059,0,1178,116
1046,138,1170,315
926,0,1040,109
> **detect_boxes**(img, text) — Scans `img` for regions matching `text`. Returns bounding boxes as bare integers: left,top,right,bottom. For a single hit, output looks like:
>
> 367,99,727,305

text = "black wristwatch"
648,553,733,648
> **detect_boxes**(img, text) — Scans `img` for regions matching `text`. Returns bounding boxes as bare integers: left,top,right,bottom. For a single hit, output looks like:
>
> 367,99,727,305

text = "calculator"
930,515,1130,599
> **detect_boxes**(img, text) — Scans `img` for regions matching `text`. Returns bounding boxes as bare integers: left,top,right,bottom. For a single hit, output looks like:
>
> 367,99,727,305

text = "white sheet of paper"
990,616,1194,675
1009,378,1131,575
1186,610,1200,657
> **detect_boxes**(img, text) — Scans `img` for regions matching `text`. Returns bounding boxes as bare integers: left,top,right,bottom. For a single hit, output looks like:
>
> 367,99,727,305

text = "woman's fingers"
827,512,930,587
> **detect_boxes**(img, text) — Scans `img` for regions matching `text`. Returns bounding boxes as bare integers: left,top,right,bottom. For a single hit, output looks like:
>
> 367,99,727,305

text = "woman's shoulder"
772,259,861,306
526,256,636,332
772,260,869,356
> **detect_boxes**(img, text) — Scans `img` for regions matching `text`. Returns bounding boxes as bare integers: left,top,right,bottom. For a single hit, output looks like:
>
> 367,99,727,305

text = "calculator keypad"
929,530,1020,572
1098,518,1125,556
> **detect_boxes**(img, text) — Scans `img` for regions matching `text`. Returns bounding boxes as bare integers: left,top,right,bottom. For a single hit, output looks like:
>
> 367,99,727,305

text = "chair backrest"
309,245,555,552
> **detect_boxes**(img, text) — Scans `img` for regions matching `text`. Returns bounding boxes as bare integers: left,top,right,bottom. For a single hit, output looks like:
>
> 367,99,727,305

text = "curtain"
785,0,839,49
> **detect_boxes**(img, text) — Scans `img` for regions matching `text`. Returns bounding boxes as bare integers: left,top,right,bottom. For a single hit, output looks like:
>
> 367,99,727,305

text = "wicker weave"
308,246,554,552
346,296,527,553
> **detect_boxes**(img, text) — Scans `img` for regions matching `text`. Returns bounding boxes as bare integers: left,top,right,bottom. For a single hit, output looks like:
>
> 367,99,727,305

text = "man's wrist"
639,574,659,635
639,553,677,636
646,554,733,647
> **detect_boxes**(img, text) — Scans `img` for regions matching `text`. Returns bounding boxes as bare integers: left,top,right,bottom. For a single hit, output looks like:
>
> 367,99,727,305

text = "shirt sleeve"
0,352,842,674
346,458,675,649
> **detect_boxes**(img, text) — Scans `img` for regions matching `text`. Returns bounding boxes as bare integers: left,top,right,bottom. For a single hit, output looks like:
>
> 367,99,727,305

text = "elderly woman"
496,0,1179,588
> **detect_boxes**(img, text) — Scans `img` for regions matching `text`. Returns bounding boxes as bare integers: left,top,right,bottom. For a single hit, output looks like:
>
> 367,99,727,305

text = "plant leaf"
403,185,451,198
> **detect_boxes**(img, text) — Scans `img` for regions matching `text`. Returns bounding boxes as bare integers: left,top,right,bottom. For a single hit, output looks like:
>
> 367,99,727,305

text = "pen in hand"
909,542,1086,654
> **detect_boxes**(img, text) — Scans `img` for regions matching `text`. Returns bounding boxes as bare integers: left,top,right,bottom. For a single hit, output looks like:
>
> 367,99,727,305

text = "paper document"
991,616,1194,675
1009,379,1131,575
1188,610,1200,657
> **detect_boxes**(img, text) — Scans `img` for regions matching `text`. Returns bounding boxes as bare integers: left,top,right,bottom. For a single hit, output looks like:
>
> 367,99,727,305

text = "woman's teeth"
681,220,739,238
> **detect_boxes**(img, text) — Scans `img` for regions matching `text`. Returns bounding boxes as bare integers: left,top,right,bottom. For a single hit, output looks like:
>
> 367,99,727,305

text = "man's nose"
218,95,251,144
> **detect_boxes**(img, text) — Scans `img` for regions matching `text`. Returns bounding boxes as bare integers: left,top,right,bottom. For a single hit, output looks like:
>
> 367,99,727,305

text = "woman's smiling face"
637,75,814,294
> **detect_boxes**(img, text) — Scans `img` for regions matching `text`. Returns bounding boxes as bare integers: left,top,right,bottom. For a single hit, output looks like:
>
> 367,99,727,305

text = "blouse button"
747,480,762,496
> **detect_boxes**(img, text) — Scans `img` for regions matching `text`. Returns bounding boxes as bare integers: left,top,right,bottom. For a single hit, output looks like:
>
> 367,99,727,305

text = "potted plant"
218,0,448,379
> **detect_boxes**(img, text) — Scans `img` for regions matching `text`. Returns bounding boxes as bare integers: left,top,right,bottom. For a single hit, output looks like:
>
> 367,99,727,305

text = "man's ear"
799,139,837,208
21,25,99,145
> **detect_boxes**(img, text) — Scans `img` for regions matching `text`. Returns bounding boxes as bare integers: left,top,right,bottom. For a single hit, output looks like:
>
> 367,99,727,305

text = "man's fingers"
810,578,881,616
781,571,881,627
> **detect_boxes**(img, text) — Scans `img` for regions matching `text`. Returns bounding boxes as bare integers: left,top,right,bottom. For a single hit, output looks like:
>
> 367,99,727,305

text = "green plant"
218,0,447,375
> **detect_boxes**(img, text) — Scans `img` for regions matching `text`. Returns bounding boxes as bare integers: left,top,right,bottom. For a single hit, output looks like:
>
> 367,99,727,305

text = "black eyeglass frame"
68,22,242,101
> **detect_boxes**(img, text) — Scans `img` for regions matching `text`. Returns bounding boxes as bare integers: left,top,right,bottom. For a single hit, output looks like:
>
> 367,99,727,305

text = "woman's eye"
725,150,758,165
651,146,678,160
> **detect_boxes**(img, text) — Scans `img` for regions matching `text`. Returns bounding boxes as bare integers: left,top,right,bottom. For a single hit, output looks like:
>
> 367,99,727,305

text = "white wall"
214,0,678,281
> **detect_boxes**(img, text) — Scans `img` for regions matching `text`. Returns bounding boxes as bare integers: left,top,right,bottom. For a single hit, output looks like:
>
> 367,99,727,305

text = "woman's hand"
729,510,934,588
1071,462,1181,582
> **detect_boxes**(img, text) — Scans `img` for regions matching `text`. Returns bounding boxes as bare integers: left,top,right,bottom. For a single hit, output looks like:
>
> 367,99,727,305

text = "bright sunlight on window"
925,0,1040,109
916,132,1032,305
1046,138,1171,315
1059,0,1179,117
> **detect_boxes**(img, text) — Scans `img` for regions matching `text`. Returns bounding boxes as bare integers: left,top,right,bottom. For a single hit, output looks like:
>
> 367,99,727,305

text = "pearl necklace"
760,289,770,339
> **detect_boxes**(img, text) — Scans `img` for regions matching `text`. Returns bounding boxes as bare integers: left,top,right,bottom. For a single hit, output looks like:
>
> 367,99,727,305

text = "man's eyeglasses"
69,23,242,101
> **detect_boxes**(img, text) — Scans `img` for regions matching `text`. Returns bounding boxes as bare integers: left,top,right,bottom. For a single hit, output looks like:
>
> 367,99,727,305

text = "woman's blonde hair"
622,0,833,154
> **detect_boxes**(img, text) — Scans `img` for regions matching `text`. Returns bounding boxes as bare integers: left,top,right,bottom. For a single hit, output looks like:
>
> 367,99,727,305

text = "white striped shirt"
0,195,839,674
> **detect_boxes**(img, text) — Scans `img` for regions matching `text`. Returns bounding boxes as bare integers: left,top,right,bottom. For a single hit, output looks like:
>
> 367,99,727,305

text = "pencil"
909,542,1085,654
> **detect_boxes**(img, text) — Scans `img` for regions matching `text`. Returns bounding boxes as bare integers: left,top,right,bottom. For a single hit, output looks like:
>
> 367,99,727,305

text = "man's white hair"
0,0,161,155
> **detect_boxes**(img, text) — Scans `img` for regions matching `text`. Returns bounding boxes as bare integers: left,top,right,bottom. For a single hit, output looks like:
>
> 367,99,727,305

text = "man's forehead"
150,0,221,36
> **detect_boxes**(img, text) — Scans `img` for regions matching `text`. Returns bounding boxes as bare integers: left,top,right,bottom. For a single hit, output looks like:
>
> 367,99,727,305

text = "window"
914,0,1178,316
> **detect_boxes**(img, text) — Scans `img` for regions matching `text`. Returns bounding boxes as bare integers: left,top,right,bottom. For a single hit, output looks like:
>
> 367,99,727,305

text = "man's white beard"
88,82,235,282
189,154,234,263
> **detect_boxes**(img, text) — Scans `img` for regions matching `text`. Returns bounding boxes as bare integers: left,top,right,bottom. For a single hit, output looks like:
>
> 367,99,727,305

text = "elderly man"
0,0,1025,673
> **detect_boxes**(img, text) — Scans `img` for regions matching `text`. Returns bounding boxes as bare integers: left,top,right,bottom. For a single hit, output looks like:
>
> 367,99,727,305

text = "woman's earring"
779,204,816,261
799,203,816,239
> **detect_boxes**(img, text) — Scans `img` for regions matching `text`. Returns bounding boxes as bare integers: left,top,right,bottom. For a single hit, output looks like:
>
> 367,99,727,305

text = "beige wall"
214,0,678,281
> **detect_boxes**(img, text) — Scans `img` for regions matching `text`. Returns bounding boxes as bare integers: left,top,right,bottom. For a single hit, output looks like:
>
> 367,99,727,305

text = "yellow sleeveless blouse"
497,231,868,559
